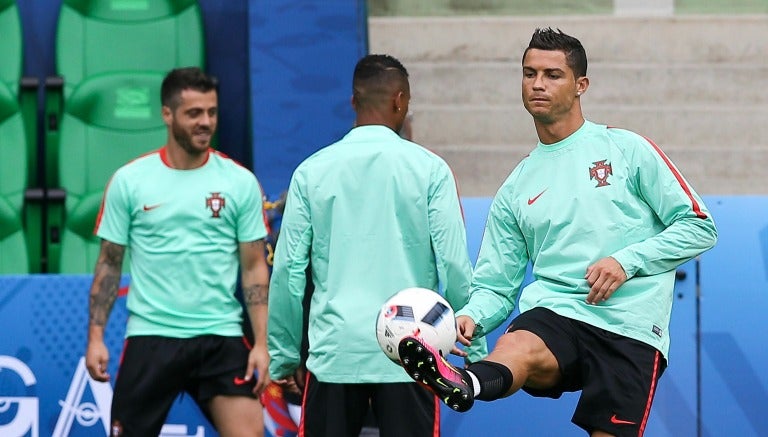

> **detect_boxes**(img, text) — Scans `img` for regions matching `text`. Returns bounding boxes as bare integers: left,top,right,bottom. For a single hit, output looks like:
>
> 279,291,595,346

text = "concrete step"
410,104,768,147
369,15,768,63
431,143,768,196
408,62,768,105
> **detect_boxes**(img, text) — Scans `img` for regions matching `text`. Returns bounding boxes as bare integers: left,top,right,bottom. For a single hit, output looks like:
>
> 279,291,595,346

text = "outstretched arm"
85,239,125,382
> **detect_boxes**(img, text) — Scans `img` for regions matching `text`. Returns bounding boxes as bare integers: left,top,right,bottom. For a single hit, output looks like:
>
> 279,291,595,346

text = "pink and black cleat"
398,336,474,412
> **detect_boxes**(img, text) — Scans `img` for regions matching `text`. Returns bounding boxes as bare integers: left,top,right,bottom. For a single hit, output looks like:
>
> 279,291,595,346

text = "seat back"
56,72,166,273
56,0,205,96
0,0,22,96
0,82,29,273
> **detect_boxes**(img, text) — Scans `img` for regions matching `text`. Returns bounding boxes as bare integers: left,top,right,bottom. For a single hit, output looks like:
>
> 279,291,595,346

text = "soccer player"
398,28,718,437
84,67,271,437
267,54,487,437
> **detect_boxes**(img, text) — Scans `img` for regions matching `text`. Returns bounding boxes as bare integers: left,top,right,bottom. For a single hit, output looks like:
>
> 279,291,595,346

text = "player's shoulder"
209,150,258,179
600,123,650,147
113,148,163,178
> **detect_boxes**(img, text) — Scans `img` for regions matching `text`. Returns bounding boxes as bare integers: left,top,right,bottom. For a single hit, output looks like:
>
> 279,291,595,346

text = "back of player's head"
524,27,588,78
352,54,409,111
161,67,217,110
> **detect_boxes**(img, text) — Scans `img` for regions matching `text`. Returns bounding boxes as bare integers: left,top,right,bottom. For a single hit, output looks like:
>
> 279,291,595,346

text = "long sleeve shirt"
268,125,486,383
459,120,717,358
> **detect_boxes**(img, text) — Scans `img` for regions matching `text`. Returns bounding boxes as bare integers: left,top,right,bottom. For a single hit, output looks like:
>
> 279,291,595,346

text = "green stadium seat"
55,0,204,96
49,72,167,273
0,0,42,272
0,0,22,94
45,0,205,187
0,82,30,273
43,0,206,272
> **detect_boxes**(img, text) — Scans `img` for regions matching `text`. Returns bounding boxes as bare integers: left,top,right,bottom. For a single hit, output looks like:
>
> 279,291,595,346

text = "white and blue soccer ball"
375,287,457,363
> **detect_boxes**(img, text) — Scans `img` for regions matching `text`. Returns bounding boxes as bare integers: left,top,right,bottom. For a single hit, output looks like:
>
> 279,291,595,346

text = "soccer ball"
375,287,457,363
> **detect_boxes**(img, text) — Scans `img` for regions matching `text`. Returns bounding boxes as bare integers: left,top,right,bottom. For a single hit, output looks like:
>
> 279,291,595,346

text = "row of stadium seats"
0,0,205,273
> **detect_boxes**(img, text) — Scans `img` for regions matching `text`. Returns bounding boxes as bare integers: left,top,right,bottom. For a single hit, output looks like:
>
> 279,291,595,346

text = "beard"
172,120,211,156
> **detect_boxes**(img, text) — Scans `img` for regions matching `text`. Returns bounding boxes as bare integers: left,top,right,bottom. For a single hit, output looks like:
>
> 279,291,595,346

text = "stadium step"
369,15,768,195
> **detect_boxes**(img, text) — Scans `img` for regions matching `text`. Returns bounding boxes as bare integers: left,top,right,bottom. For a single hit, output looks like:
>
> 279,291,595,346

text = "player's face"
167,89,218,155
521,49,581,124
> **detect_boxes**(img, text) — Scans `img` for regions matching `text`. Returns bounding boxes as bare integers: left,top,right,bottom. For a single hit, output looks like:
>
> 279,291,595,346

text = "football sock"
466,360,514,401
467,370,481,396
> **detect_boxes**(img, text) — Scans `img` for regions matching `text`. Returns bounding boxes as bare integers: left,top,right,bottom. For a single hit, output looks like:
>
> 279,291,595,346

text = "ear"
161,105,173,125
350,94,357,111
393,91,405,113
575,76,589,96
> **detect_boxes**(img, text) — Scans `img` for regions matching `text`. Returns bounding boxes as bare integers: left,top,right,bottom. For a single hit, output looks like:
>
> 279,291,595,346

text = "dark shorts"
301,372,439,437
110,335,255,436
507,307,667,436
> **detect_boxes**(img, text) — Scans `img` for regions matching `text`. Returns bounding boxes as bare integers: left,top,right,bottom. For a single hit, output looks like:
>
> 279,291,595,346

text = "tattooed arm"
239,239,271,395
85,239,125,382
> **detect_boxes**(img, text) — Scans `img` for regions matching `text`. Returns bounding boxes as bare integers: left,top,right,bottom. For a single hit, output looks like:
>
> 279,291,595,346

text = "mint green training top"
458,120,717,358
268,125,487,383
96,147,268,338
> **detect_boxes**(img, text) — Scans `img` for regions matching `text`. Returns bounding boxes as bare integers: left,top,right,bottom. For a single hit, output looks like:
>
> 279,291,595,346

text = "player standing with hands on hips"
268,54,487,437
398,28,717,437
85,67,271,437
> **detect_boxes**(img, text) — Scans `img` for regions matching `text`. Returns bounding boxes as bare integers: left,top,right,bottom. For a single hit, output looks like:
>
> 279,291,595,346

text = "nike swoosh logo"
610,414,636,425
143,204,162,211
527,189,547,205
233,376,250,385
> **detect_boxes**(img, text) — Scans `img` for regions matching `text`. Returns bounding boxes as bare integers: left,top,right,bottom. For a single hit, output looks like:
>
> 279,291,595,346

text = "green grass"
368,0,768,16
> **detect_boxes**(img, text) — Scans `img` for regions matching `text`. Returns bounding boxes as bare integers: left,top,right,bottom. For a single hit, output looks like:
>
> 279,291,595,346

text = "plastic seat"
46,0,205,188
44,0,206,272
0,0,22,95
55,0,205,96
50,72,166,273
0,82,30,273
0,0,42,272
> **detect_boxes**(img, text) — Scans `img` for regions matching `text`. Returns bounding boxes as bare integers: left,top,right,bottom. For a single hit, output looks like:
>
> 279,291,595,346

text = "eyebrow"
522,66,566,74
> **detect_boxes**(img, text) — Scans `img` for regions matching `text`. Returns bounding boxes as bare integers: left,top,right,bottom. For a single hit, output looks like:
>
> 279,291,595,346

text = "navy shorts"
110,335,256,436
507,307,667,436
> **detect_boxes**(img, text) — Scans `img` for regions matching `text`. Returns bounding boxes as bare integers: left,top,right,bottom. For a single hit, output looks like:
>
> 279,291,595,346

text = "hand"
585,256,628,304
455,315,477,347
274,367,304,396
85,340,110,382
245,344,271,397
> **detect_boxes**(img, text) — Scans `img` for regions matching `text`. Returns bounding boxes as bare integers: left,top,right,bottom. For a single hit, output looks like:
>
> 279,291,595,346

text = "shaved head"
352,54,410,111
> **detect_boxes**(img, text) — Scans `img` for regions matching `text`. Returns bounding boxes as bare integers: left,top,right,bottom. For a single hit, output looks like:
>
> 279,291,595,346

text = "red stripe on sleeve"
640,136,707,219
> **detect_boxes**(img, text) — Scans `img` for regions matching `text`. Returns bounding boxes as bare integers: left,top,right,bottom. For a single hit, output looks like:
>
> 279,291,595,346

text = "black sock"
467,360,514,401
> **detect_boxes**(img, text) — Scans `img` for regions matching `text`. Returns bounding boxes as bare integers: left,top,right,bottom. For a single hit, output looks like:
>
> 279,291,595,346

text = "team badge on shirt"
206,192,226,218
589,160,613,187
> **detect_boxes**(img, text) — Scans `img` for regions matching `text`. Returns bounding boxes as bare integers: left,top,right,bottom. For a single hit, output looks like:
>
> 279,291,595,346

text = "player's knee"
495,330,555,369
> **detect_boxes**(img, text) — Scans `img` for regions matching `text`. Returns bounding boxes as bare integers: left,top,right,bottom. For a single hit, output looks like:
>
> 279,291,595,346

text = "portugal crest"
206,192,226,218
589,160,613,187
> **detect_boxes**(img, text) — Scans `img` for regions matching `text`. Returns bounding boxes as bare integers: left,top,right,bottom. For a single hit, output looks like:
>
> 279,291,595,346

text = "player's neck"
163,143,210,169
355,110,400,133
535,114,585,145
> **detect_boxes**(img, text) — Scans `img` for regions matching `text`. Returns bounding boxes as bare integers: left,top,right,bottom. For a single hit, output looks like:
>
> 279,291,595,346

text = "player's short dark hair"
352,54,409,110
353,54,409,82
161,67,217,110
524,27,588,78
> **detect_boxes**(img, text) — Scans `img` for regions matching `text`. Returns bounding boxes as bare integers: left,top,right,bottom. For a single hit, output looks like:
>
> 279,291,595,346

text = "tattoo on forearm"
89,241,125,327
243,284,269,306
